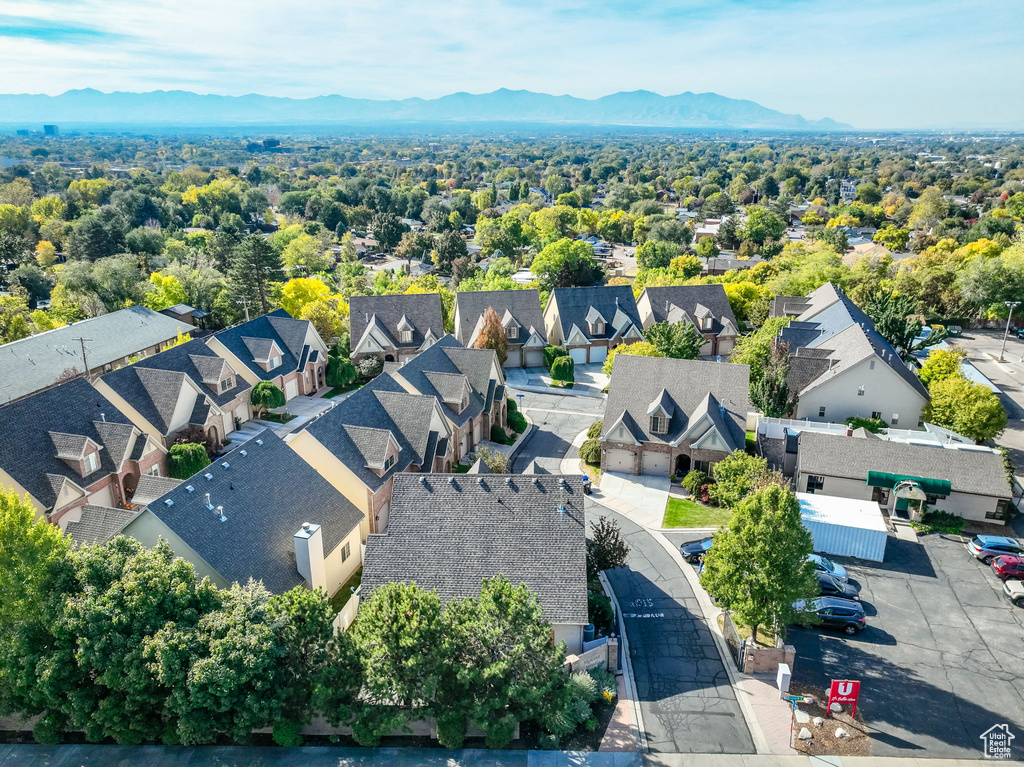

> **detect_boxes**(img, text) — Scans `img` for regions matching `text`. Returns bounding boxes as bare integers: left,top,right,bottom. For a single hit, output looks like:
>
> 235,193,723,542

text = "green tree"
602,341,664,375
550,355,575,384
749,342,793,417
167,442,212,479
251,381,286,418
395,231,434,265
327,355,357,388
730,317,790,385
586,516,630,580
432,230,468,275
924,375,1007,442
229,234,282,314
579,438,602,465
863,288,946,362
709,451,770,508
530,238,603,292
917,346,967,388
644,321,704,359
737,206,786,249
700,483,818,644
635,240,679,270
473,306,509,366
696,236,720,262
873,225,910,252
371,211,406,253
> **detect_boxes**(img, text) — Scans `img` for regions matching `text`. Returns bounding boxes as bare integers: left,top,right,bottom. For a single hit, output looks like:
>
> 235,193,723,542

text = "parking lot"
789,534,1024,759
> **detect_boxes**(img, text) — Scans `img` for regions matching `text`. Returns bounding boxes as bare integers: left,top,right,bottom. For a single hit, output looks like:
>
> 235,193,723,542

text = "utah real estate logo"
980,723,1014,759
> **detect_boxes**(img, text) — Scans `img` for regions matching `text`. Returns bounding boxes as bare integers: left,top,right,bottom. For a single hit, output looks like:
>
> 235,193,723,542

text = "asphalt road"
508,390,603,474
600,510,755,755
789,535,1024,760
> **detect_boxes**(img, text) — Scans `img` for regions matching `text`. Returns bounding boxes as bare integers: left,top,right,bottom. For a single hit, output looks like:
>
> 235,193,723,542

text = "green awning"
866,471,951,496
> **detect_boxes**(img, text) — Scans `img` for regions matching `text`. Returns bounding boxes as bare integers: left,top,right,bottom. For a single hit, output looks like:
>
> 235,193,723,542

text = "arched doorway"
675,454,691,476
385,354,395,362
207,425,220,450
121,470,140,507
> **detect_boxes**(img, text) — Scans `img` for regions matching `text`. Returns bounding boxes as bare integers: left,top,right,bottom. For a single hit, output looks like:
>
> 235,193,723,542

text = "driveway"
508,390,604,474
597,472,670,529
789,534,1024,759
599,509,755,754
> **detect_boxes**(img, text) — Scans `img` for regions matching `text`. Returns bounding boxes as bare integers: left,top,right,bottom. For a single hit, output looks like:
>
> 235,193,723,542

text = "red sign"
827,679,861,718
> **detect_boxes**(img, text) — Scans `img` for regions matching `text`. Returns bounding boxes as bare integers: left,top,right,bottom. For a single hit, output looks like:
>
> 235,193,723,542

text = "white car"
1004,580,1024,608
808,553,849,583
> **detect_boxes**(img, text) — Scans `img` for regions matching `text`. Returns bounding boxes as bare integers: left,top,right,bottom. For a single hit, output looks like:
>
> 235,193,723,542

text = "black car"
796,597,867,635
817,571,860,600
680,537,713,563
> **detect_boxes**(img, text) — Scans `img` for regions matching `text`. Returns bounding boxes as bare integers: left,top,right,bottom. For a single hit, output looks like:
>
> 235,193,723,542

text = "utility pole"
999,301,1020,362
71,337,92,378
236,297,252,323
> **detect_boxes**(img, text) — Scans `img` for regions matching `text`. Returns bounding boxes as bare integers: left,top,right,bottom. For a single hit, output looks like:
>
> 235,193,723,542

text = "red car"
991,555,1024,581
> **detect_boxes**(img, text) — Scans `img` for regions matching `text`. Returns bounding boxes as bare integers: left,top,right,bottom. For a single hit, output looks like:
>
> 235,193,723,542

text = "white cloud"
0,0,1021,128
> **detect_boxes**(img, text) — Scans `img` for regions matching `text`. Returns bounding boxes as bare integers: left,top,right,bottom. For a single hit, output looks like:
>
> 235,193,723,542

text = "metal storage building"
797,492,888,563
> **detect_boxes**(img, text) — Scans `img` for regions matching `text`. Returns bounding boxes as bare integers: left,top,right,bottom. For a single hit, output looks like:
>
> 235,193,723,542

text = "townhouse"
349,293,445,366
543,285,644,365
635,284,740,357
454,289,547,368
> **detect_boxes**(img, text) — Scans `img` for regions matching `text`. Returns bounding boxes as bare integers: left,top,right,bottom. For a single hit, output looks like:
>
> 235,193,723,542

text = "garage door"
525,349,544,367
503,349,521,368
642,450,670,475
589,345,608,363
569,347,588,365
604,449,633,473
284,378,299,400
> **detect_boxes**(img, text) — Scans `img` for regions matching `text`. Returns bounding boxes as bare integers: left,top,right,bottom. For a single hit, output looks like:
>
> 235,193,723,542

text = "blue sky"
0,0,1021,129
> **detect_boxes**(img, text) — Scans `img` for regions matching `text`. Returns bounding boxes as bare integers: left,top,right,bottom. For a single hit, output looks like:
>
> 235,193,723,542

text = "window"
340,542,351,562
857,386,865,396
401,330,413,344
218,376,235,393
818,406,826,418
506,325,518,339
146,464,161,477
869,360,875,370
988,500,1011,520
383,454,396,472
83,451,100,474
891,413,899,426
806,475,825,493
694,459,711,474
591,321,604,335
268,356,282,370
650,416,668,434
703,317,713,331
925,494,938,505
871,411,882,420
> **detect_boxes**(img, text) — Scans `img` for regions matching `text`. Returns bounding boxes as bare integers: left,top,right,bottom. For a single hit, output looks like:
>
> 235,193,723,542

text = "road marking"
623,612,665,618
522,407,601,417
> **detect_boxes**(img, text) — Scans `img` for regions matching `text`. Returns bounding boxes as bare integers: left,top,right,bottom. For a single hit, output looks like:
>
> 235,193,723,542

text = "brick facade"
600,438,730,477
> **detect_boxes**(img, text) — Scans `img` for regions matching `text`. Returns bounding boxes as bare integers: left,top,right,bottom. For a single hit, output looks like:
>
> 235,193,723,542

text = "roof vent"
221,462,230,469
239,450,247,457
477,477,486,487
506,477,514,487
256,439,264,446
204,493,211,506
185,485,194,493
420,475,429,486
557,504,567,515
532,477,542,487
164,498,174,507
559,478,569,489
215,505,227,523
204,473,213,480
448,476,458,487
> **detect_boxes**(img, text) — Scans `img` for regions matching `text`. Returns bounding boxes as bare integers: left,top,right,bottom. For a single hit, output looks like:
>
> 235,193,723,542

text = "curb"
599,570,647,753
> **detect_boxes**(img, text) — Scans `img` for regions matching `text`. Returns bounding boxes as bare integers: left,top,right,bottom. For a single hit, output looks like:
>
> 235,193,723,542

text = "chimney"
294,522,327,592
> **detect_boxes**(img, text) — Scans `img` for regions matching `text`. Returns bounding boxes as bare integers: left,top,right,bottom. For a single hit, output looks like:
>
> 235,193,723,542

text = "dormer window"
83,451,100,474
591,321,605,335
506,325,518,339
702,317,713,331
383,454,396,472
268,356,282,370
650,416,668,434
219,376,236,393
401,330,413,344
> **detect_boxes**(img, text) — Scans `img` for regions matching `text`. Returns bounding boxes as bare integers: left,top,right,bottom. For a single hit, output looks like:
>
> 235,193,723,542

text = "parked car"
680,537,713,564
1014,327,1024,340
817,571,861,600
991,555,1024,581
808,553,849,583
1003,580,1024,608
967,536,1023,564
795,597,867,635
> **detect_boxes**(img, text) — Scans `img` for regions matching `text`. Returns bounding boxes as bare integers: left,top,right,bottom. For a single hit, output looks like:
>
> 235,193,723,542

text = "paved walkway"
505,364,610,399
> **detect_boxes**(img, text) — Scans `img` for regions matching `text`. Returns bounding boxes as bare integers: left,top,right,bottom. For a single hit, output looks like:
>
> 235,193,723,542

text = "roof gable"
350,293,445,350
454,289,546,346
550,285,642,341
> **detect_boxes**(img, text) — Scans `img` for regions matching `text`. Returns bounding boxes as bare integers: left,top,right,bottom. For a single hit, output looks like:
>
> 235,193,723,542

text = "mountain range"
0,88,851,131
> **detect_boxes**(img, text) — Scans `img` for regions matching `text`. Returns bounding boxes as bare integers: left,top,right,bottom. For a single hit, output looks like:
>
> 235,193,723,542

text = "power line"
71,337,92,377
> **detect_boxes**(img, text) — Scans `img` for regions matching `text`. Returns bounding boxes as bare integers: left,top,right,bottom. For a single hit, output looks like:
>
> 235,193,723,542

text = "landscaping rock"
794,710,811,724
812,717,824,728
797,727,813,741
829,702,843,714
835,727,850,739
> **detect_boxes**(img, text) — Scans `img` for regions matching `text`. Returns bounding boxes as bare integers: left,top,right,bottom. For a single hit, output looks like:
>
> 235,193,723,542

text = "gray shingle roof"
0,378,144,510
92,421,138,468
454,289,546,346
143,430,364,594
363,473,588,625
639,285,738,337
395,335,498,427
301,374,445,491
0,306,193,405
130,475,182,507
603,356,750,449
66,505,139,545
797,431,1011,498
214,310,318,381
350,293,445,352
550,285,643,342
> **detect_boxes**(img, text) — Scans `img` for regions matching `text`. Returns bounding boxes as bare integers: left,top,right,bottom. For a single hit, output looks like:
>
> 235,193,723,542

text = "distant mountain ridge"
0,88,851,130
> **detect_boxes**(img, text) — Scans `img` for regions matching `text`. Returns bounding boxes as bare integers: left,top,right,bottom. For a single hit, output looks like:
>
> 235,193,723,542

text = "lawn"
261,411,297,423
580,460,601,482
745,429,756,454
322,382,363,398
453,462,471,474
663,497,733,528
329,567,362,613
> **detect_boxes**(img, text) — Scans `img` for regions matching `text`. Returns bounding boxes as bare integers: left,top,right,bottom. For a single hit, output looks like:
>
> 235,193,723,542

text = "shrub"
32,713,62,745
844,416,887,434
566,670,598,704
681,470,709,495
507,396,519,413
436,711,466,750
538,733,561,750
913,509,966,536
550,355,574,384
327,355,357,388
484,715,517,749
167,442,211,480
588,590,614,636
272,721,303,747
490,424,513,444
584,718,599,732
251,380,286,418
508,409,528,434
586,420,603,439
579,437,602,465
588,666,617,703
355,354,384,380
543,344,569,370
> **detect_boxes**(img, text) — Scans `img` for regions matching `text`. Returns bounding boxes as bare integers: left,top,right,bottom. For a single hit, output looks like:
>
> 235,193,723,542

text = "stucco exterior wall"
123,508,228,587
324,525,362,597
794,358,926,428
554,623,585,656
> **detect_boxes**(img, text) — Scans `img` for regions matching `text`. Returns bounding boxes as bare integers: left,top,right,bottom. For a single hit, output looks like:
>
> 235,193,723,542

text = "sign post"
827,679,861,718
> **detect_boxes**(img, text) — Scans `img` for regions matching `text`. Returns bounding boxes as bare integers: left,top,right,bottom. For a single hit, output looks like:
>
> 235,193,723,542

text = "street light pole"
999,301,1020,362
